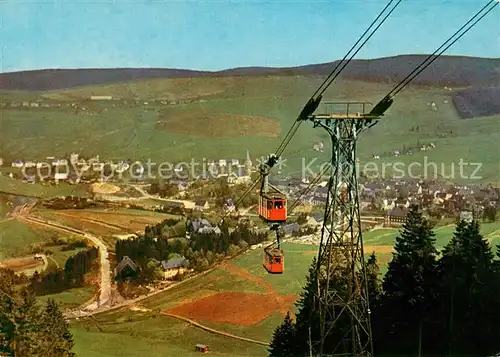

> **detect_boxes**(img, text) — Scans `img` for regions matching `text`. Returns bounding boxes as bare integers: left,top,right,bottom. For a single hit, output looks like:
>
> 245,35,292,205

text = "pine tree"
379,204,439,354
365,252,382,305
0,286,42,357
14,288,42,357
292,257,320,356
268,312,296,357
439,220,496,355
0,269,16,355
39,299,75,357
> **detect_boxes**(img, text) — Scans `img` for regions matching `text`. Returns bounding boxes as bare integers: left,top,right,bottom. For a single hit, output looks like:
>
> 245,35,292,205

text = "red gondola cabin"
258,193,287,222
263,247,284,274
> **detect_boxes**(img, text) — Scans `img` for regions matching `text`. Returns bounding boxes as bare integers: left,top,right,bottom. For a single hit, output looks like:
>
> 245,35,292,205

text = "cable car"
258,192,287,222
262,223,284,274
258,155,287,273
258,154,287,222
263,245,284,274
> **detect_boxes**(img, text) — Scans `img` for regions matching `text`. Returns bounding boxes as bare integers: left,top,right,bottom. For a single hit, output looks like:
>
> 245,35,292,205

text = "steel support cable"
312,0,400,99
370,0,498,116
275,0,401,159
389,0,498,97
221,0,400,222
320,0,403,95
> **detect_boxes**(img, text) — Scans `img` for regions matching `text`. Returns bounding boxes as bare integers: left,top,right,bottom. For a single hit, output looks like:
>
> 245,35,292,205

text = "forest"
115,218,268,282
0,269,75,356
29,247,99,295
269,205,500,356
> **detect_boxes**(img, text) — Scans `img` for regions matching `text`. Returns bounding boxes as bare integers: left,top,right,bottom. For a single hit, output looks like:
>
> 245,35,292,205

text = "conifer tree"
0,285,42,357
365,252,382,305
439,220,496,355
292,257,320,356
379,204,439,354
39,299,75,357
268,312,296,357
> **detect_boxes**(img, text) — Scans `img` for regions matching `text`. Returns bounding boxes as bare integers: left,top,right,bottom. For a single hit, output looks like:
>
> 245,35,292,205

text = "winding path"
18,215,112,311
162,312,269,346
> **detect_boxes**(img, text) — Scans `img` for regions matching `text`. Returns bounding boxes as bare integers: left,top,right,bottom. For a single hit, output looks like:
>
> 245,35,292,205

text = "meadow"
0,219,57,260
0,173,88,198
68,220,500,356
2,76,499,185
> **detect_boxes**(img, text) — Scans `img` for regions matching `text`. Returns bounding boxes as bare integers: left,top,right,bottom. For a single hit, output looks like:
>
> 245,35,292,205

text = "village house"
227,168,252,185
11,161,23,168
54,172,69,183
382,199,396,211
312,186,329,206
459,210,473,223
223,198,235,212
114,256,138,280
195,199,210,211
281,222,301,236
161,257,189,279
307,213,324,227
384,206,408,227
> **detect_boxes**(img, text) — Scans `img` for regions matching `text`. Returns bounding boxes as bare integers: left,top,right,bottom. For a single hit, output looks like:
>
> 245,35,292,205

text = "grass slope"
70,310,267,357
38,286,95,310
2,76,499,184
0,174,88,198
69,221,500,356
0,220,54,260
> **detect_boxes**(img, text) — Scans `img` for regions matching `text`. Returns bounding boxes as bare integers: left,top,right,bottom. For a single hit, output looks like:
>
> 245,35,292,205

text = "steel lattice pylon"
304,101,382,357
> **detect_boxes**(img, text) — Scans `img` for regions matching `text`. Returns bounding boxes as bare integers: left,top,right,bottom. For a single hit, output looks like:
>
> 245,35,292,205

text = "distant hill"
453,86,500,119
1,55,498,91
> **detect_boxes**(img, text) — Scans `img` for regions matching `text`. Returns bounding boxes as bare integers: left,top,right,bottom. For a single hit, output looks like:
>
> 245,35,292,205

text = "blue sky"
1,0,499,73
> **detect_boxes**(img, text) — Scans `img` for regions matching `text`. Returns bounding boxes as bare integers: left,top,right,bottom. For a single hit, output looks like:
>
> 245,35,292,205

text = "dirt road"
18,215,112,312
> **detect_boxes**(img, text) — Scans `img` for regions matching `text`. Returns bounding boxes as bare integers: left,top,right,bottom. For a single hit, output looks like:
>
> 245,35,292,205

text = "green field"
38,286,96,310
0,173,88,198
0,220,56,260
0,201,12,219
70,311,268,357
363,221,500,251
67,221,500,356
2,76,499,185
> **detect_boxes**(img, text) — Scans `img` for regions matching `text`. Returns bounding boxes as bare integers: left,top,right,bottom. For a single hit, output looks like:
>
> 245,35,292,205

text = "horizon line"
1,53,498,75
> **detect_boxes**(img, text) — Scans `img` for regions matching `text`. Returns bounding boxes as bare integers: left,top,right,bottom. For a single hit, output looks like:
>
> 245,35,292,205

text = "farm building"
161,257,189,279
195,344,208,353
114,256,138,280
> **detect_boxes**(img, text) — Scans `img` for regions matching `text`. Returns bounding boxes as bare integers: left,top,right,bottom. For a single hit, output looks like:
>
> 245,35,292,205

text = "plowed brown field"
167,292,296,326
165,262,298,326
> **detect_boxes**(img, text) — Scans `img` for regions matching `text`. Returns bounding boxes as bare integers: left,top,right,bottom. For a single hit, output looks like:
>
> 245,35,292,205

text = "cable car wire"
319,0,402,96
274,0,402,159
388,0,498,98
221,0,401,219
368,0,498,118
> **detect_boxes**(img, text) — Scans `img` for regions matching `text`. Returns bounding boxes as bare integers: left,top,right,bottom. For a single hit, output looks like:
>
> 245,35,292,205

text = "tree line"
115,219,268,282
29,247,99,296
269,205,500,356
0,268,75,357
